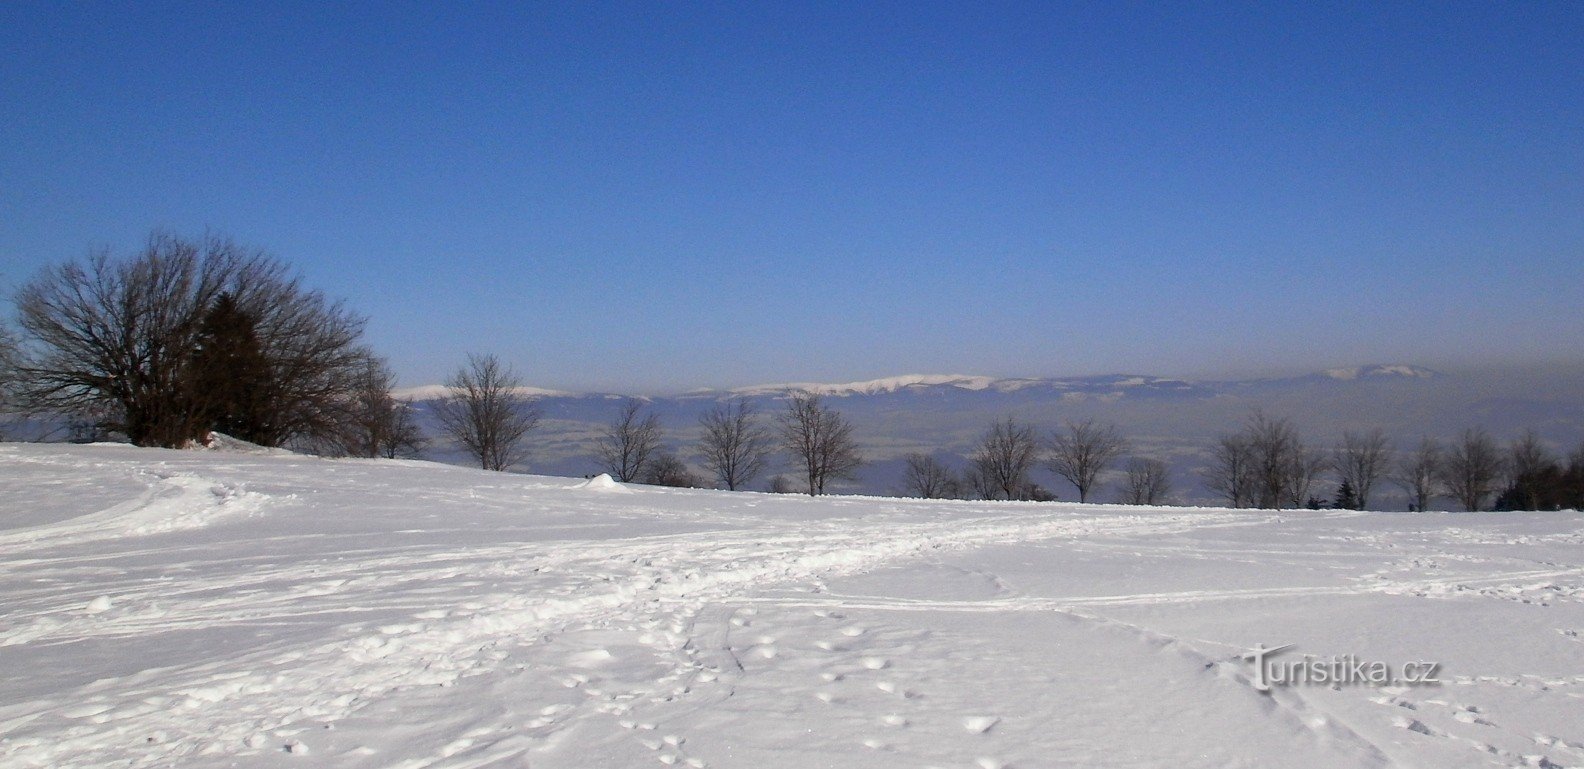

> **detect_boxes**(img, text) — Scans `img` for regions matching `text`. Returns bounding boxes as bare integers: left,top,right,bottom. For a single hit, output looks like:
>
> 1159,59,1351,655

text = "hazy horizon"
389,358,1584,397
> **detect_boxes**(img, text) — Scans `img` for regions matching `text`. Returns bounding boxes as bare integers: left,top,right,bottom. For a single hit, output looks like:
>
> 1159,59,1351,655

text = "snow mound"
189,432,297,456
574,473,633,493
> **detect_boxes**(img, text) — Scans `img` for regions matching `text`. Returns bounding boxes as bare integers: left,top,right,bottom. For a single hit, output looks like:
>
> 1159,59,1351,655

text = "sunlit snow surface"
2,443,1583,768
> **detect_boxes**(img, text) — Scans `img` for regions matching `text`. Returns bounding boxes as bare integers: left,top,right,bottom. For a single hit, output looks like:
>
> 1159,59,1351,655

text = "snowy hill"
3,443,1584,767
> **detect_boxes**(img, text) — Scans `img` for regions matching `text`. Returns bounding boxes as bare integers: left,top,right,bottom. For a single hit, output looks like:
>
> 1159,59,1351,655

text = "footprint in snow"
860,657,888,670
1395,717,1436,736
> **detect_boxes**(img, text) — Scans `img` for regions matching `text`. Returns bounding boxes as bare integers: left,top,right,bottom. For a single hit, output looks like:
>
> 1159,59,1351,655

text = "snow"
728,374,998,397
3,443,1584,768
391,384,577,401
1323,365,1440,381
575,473,633,493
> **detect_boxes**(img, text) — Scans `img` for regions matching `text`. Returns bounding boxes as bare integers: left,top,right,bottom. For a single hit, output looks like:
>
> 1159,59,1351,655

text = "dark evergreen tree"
1332,480,1359,511
187,292,273,443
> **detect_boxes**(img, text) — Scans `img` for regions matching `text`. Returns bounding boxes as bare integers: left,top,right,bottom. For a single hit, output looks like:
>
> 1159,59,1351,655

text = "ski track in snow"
4,444,1584,768
0,445,1254,767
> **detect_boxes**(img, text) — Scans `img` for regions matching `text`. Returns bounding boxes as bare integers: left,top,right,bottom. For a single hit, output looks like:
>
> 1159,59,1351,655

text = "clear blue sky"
3,2,1581,392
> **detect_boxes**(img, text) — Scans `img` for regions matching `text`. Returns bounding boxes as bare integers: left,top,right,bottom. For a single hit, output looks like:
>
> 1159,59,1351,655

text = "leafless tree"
0,321,21,398
902,452,958,499
641,451,703,488
1439,428,1505,511
1246,412,1308,510
767,475,796,494
14,231,368,448
697,398,774,490
1334,428,1390,510
972,416,1041,501
1506,429,1557,511
341,356,424,459
435,353,540,471
964,463,996,500
777,394,863,496
1047,419,1127,503
1283,445,1329,509
1392,437,1443,512
1121,457,1172,505
1204,433,1257,508
0,321,23,438
597,400,662,482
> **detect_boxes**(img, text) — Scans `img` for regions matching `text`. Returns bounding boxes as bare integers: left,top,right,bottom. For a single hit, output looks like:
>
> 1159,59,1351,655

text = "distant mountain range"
399,363,1584,508
397,364,1446,402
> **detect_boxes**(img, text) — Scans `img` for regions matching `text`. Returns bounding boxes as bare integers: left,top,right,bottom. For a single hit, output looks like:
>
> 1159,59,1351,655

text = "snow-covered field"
3,444,1583,768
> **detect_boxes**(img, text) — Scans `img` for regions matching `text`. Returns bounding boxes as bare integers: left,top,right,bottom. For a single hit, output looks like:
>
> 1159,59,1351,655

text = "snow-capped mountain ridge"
395,364,1442,401
1318,364,1442,381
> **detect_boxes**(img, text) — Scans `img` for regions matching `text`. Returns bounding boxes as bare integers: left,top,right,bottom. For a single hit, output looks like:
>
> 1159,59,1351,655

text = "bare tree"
1245,412,1308,510
1204,433,1257,508
597,400,662,482
1439,428,1505,512
342,356,424,459
435,354,540,471
1047,419,1127,503
0,321,23,438
777,394,863,496
1392,437,1443,512
965,463,997,501
767,475,796,494
697,398,774,490
0,321,21,399
972,416,1042,501
642,452,703,488
1506,429,1555,511
1334,428,1390,510
902,452,958,499
15,231,368,448
1283,445,1329,509
1121,457,1172,505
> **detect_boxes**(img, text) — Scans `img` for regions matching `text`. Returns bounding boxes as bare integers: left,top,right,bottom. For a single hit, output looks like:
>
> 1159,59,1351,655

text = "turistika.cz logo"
1241,643,1441,692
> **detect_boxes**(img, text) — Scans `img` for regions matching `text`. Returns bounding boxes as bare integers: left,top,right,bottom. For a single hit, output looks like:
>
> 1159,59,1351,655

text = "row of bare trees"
899,417,1141,502
1203,412,1584,511
3,231,423,457
585,394,861,495
429,365,865,497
